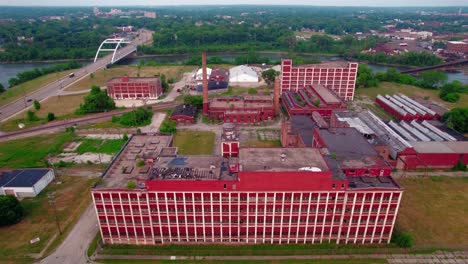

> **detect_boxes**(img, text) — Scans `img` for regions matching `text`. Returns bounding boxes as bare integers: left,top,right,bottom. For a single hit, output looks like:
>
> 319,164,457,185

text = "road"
38,204,99,264
0,29,152,123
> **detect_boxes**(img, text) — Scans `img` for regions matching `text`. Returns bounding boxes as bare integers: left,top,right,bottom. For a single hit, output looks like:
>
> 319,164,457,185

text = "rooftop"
210,95,273,109
347,176,400,189
410,141,468,154
310,84,341,104
317,127,378,156
0,169,52,188
239,148,329,172
107,76,161,84
288,60,355,69
171,104,197,118
290,115,315,147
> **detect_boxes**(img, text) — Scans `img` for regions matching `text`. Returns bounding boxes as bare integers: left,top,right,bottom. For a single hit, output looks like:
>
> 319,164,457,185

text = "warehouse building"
92,134,402,245
107,77,163,100
0,169,55,197
375,94,439,120
280,59,358,101
229,65,259,84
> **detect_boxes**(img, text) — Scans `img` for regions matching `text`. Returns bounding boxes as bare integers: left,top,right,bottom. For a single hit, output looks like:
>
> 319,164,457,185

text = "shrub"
136,160,145,167
47,112,56,122
33,100,41,110
0,195,23,226
248,88,258,94
160,120,177,134
26,110,39,122
112,107,153,127
453,160,467,171
126,180,136,189
391,230,413,248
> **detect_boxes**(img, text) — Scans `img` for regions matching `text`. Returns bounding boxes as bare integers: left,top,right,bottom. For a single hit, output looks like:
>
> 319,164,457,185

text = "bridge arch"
94,38,131,64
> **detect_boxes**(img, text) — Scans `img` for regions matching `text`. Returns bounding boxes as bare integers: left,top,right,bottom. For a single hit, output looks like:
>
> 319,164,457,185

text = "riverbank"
0,58,93,65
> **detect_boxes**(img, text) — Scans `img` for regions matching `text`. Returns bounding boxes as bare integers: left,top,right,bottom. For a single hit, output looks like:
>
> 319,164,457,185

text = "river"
0,52,466,88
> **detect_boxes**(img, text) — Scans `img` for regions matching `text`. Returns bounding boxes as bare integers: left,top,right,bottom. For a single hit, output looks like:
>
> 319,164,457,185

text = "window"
341,184,345,189
223,184,227,190
332,184,336,189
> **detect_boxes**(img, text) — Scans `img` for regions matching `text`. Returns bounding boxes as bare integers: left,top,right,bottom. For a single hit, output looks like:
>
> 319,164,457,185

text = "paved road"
39,204,98,264
0,29,152,123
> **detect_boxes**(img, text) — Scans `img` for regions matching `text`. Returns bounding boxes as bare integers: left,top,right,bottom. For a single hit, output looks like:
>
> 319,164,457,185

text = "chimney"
202,51,209,115
273,76,280,115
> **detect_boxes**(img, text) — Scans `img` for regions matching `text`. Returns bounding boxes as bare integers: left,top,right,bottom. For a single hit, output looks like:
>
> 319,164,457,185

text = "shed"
0,169,55,198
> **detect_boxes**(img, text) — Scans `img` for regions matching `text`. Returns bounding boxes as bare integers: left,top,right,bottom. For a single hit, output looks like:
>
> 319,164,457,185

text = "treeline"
354,51,444,67
357,65,467,103
8,61,81,88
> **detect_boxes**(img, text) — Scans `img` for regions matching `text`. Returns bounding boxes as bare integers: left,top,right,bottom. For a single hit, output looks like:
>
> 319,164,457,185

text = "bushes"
26,110,39,122
47,112,56,122
248,88,258,94
8,61,80,87
453,160,467,171
442,107,468,133
391,230,414,248
439,81,468,103
112,107,153,127
0,195,23,227
183,95,203,109
160,120,177,134
76,86,115,115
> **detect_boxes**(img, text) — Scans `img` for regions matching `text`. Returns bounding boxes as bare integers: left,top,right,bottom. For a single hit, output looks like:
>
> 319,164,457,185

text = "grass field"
97,259,388,264
0,133,73,168
243,140,282,147
76,138,126,154
396,177,468,248
0,93,86,132
0,69,75,108
173,130,215,155
0,176,99,263
65,65,196,91
355,82,467,110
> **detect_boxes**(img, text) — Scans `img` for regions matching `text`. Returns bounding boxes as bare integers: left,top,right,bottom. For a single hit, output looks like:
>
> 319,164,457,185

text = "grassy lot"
99,243,396,257
0,69,75,108
355,82,466,110
173,130,215,155
97,259,388,264
76,138,126,154
0,93,86,132
65,65,196,91
0,133,73,168
243,140,282,147
396,177,468,248
0,175,99,263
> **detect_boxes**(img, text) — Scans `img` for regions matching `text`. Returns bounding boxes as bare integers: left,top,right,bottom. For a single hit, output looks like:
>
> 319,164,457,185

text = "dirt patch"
50,153,113,164
63,142,82,152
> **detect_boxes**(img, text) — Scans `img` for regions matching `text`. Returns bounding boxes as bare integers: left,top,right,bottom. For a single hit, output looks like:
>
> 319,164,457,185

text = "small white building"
194,68,212,81
229,65,259,83
0,169,55,198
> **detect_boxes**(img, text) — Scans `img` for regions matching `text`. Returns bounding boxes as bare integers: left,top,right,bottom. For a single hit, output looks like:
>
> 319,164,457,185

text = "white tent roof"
229,65,259,83
194,68,212,80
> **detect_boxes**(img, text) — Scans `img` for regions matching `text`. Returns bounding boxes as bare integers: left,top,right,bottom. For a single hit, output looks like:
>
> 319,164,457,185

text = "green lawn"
97,259,388,264
0,176,99,263
0,133,73,168
243,140,282,147
76,138,126,154
173,130,215,155
396,177,468,248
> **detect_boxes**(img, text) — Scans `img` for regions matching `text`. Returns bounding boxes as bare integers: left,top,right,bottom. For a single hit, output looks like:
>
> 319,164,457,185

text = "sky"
0,0,467,7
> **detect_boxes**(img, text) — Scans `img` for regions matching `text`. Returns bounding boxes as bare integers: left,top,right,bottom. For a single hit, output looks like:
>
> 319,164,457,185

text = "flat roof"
239,148,329,172
317,128,378,156
170,104,197,118
290,115,315,147
0,169,51,188
337,155,390,169
291,60,354,69
347,176,401,190
210,96,273,109
310,84,341,103
410,141,468,154
107,76,160,83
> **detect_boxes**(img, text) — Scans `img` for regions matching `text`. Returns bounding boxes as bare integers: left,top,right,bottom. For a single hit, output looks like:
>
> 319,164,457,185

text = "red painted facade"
280,59,358,101
107,77,163,100
208,96,275,124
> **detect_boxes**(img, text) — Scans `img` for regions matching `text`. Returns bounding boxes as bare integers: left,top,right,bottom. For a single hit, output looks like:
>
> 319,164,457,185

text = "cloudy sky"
0,0,466,6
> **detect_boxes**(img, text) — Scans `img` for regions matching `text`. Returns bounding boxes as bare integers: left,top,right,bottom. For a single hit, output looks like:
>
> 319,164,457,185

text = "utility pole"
47,192,62,235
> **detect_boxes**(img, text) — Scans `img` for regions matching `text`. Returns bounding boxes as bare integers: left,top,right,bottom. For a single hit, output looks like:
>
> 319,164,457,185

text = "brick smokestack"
202,51,209,115
273,76,280,115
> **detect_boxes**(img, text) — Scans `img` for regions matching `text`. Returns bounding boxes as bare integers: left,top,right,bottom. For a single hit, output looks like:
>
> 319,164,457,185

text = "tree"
356,64,379,88
112,107,153,127
183,95,203,109
160,74,169,92
261,69,279,86
76,86,115,114
0,195,23,226
442,107,468,133
419,70,447,89
26,110,39,121
0,83,5,94
391,230,413,248
160,120,177,134
33,100,41,110
47,112,55,122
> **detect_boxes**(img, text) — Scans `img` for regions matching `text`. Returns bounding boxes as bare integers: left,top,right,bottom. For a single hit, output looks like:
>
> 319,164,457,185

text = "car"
26,99,33,102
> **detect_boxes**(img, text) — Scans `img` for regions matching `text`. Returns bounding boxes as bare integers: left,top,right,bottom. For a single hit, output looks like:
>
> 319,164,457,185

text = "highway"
0,29,152,123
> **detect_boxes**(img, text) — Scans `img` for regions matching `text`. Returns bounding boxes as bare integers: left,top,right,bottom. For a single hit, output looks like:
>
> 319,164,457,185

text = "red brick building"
169,105,197,124
282,84,347,118
208,95,275,124
280,59,358,101
107,77,163,100
92,134,403,245
446,41,468,54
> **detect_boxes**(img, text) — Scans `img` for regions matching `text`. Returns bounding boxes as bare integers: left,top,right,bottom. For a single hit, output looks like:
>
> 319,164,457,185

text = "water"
0,53,466,88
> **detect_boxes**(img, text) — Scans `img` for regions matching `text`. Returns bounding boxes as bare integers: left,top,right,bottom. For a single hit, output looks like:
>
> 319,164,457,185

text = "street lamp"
47,192,62,235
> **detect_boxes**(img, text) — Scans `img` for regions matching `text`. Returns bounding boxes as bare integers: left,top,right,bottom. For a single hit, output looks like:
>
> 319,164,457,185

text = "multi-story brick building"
92,134,402,245
446,41,468,54
280,59,358,101
107,76,163,100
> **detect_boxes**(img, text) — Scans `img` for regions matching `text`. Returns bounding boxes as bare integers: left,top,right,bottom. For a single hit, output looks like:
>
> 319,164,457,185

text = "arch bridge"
94,38,134,64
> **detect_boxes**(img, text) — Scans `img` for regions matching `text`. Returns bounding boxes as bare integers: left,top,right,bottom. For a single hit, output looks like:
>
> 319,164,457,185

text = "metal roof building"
0,169,55,198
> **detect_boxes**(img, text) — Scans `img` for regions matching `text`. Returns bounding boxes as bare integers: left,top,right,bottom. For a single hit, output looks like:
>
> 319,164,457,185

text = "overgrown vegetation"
442,107,468,133
261,69,280,86
173,130,215,155
76,138,126,154
112,107,153,127
159,120,177,134
391,230,414,248
355,51,443,67
7,61,81,87
76,86,115,115
183,95,203,109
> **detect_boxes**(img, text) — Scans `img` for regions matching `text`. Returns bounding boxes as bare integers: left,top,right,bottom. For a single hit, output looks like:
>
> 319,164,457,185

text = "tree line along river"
0,52,466,88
